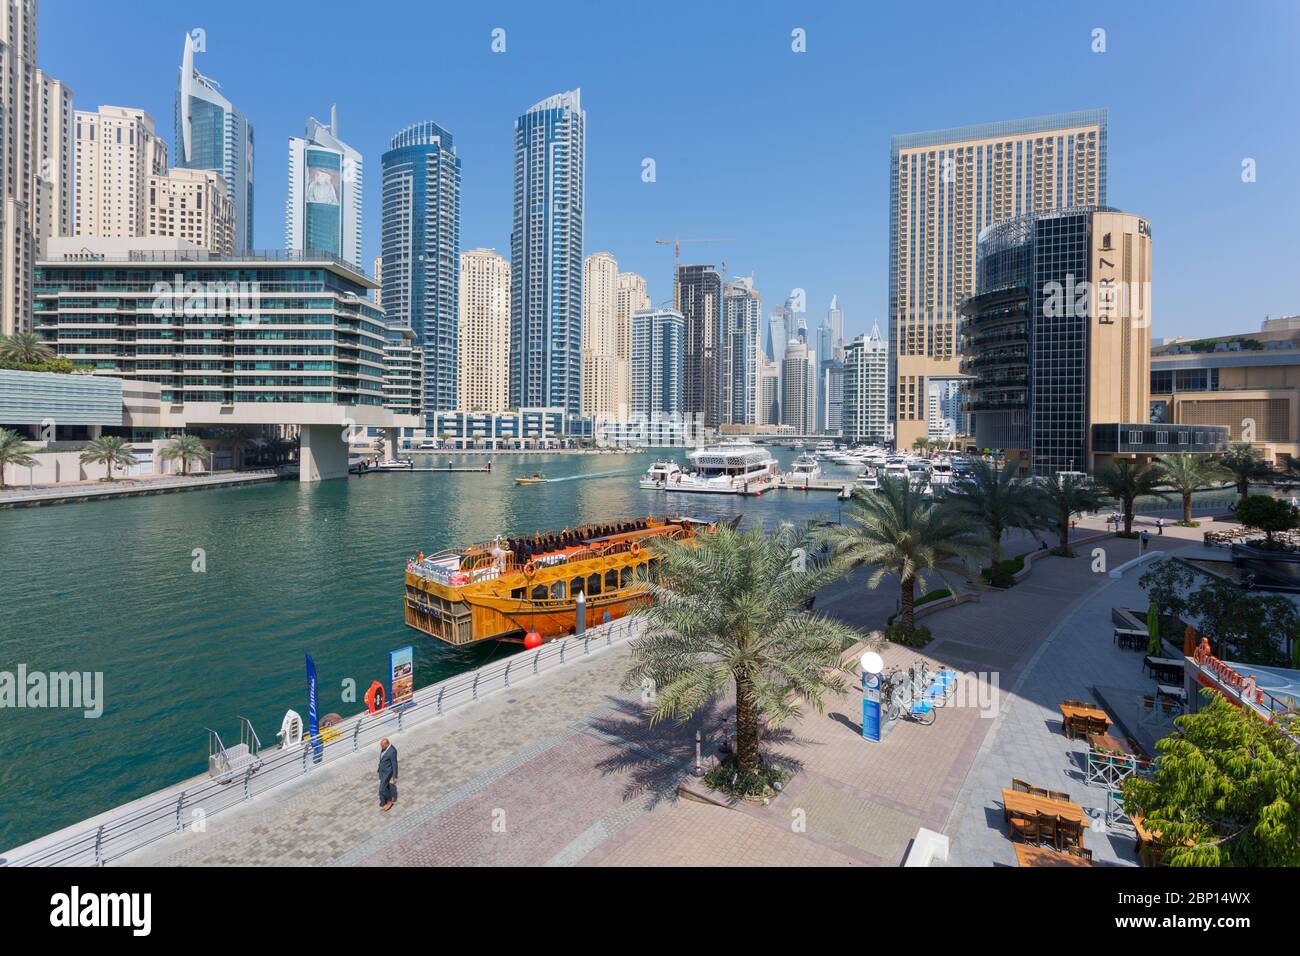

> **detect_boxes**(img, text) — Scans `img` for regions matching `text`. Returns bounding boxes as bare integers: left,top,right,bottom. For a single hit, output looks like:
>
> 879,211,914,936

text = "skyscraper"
33,69,75,248
888,109,1107,450
678,263,723,428
843,324,889,445
614,271,649,416
510,90,585,416
781,337,816,434
1,1,38,334
722,276,762,425
381,120,462,420
458,248,510,413
175,32,254,252
581,251,620,418
630,308,684,420
287,106,362,268
74,106,168,240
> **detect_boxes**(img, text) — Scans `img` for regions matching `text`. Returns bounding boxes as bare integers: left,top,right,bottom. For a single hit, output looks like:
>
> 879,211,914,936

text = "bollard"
693,730,704,776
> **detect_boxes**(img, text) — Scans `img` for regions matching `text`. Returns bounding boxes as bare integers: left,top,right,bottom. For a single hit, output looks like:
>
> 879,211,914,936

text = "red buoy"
524,630,543,649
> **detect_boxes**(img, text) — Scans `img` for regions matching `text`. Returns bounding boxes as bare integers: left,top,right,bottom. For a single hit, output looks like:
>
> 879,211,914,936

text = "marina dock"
777,475,855,497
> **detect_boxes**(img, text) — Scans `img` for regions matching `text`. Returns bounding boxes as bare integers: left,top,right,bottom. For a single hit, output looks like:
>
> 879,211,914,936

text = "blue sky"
45,0,1299,342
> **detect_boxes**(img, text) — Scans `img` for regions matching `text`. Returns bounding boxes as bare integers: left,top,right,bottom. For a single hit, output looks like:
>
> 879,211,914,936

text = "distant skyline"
44,0,1300,342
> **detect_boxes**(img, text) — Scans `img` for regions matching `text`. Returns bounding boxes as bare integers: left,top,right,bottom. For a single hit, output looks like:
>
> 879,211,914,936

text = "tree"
79,435,138,481
823,477,986,636
944,458,1049,567
1220,443,1271,504
1186,577,1294,666
216,428,255,470
622,522,866,787
1156,453,1230,524
159,434,207,476
1122,691,1300,866
1138,558,1199,633
0,331,55,365
1234,495,1299,548
1041,473,1103,555
0,428,37,490
1093,459,1167,534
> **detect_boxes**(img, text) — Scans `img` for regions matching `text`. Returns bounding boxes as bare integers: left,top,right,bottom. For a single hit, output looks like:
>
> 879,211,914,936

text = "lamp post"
861,650,884,742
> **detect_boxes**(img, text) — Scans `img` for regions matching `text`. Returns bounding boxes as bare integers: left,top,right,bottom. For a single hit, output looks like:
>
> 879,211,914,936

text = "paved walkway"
0,470,280,507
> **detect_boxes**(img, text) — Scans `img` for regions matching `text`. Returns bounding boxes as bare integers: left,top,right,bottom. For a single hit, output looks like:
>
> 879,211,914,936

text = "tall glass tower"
175,32,254,252
381,121,462,420
287,105,362,268
510,90,585,416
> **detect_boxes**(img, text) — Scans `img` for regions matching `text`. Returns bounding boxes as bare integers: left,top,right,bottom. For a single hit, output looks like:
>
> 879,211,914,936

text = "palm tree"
944,458,1049,567
160,433,207,475
1093,460,1167,534
0,428,37,489
0,331,55,365
1156,453,1230,524
824,477,986,635
79,435,138,481
1220,443,1271,504
1042,473,1104,555
623,522,866,782
215,428,255,470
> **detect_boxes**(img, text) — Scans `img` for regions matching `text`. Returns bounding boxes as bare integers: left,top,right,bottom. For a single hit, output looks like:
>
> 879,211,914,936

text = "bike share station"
860,650,959,742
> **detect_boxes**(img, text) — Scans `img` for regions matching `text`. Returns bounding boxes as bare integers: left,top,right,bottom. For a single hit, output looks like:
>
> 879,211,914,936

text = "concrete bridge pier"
299,423,349,482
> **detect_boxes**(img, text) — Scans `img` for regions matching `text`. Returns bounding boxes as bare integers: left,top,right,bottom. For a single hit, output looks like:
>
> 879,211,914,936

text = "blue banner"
306,653,322,762
862,672,881,742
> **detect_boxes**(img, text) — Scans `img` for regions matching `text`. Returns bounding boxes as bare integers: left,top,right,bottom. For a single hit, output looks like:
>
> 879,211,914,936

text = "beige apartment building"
33,69,75,249
146,167,234,255
457,247,510,412
889,110,1107,450
615,270,650,416
581,251,620,418
74,105,169,240
1,1,37,334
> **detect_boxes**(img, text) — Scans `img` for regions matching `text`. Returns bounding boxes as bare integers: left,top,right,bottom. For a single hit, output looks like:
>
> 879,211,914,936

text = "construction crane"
655,237,734,312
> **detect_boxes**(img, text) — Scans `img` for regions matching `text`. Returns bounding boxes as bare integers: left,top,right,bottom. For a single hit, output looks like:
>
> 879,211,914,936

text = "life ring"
524,561,537,578
365,680,386,714
629,542,641,558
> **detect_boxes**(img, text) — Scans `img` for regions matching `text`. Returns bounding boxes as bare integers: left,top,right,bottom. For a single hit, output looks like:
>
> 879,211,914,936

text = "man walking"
1140,529,1150,553
377,737,398,811
1156,517,1164,535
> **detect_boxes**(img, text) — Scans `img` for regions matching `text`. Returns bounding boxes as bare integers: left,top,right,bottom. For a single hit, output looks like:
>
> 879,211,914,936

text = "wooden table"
1015,844,1094,867
1002,789,1088,827
1060,702,1110,736
1087,731,1131,754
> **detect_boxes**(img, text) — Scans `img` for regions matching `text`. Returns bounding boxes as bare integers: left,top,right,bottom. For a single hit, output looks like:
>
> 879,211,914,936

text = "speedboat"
855,471,880,491
639,460,682,489
515,473,547,486
378,459,414,471
789,453,821,481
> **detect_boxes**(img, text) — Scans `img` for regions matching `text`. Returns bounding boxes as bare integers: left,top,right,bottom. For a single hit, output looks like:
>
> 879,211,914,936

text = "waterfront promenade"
95,517,1209,868
0,469,282,508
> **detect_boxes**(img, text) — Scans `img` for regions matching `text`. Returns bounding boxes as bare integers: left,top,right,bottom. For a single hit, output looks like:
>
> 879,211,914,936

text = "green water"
0,448,853,850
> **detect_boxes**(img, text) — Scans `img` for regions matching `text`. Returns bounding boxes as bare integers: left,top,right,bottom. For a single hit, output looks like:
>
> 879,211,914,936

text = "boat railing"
0,615,647,867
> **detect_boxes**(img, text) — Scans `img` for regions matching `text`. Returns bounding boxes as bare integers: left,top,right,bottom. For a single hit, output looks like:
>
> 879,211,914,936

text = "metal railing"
2,616,644,867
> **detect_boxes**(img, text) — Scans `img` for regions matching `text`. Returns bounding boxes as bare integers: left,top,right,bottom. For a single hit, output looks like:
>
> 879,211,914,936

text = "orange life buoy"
365,680,386,714
524,561,537,578
629,542,641,558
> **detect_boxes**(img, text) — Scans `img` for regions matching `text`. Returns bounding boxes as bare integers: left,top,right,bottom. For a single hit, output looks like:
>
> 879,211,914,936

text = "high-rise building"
581,251,620,418
614,271,649,416
175,32,254,253
0,0,37,334
815,295,845,432
510,90,585,416
889,109,1108,450
382,325,424,419
781,337,816,434
286,106,362,268
373,254,382,307
630,308,684,420
722,276,762,425
146,167,234,255
458,247,510,413
961,208,1152,474
33,69,75,248
73,106,169,240
678,263,723,428
843,324,889,445
758,359,781,426
381,121,462,420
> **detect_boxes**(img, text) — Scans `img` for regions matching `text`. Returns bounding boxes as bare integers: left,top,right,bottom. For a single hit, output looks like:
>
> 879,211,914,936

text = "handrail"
2,615,645,867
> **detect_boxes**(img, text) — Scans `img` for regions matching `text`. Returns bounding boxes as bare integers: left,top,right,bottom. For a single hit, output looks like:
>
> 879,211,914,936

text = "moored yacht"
668,442,779,495
788,453,821,481
639,459,683,489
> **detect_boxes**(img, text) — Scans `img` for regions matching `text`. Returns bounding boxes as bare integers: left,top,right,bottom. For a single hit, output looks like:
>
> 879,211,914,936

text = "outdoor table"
1087,731,1131,754
1001,788,1088,829
1143,656,1184,681
1113,627,1147,650
1059,702,1110,736
1014,844,1094,868
1156,684,1186,703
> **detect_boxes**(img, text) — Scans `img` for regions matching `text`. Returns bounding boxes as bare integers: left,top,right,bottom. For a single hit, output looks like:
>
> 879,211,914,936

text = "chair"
1056,817,1084,851
1065,846,1093,862
1036,813,1058,848
1007,811,1040,845
1048,790,1071,803
1011,778,1032,793
1028,785,1051,798
1086,716,1110,735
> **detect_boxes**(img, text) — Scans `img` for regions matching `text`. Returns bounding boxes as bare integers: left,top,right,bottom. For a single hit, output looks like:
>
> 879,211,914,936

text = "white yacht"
668,443,779,495
882,459,910,482
930,460,954,486
639,459,683,489
788,453,821,481
855,470,880,491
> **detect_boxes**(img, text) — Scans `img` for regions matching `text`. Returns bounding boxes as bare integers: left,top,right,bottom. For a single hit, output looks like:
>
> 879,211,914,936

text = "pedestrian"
1157,517,1164,535
377,737,399,811
1140,529,1150,553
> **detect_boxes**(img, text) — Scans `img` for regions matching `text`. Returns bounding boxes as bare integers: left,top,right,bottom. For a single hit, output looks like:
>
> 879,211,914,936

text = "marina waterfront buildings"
630,307,684,421
33,69,76,249
581,251,621,418
457,247,511,412
1,0,38,335
146,167,234,255
73,106,169,240
614,270,650,416
722,276,763,425
175,32,254,254
286,106,363,269
889,109,1108,451
381,120,462,421
678,263,724,429
780,335,817,434
842,324,889,445
510,89,585,417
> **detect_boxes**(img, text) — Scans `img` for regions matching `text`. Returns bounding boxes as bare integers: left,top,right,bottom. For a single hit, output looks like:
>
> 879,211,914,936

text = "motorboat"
855,471,880,491
515,473,547,486
788,453,821,481
639,460,683,489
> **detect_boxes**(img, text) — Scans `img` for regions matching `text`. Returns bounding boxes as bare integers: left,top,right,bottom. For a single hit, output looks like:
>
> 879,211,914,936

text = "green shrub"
886,623,933,647
702,755,788,798
0,357,76,374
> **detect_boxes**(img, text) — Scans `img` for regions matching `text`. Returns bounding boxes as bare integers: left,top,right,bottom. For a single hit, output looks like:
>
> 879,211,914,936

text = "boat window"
550,581,565,600
621,566,633,588
569,576,584,596
530,584,548,601
511,588,525,599
587,573,601,595
605,569,619,591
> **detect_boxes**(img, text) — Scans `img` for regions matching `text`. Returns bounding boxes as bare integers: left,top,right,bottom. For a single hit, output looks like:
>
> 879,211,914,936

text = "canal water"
0,447,854,849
